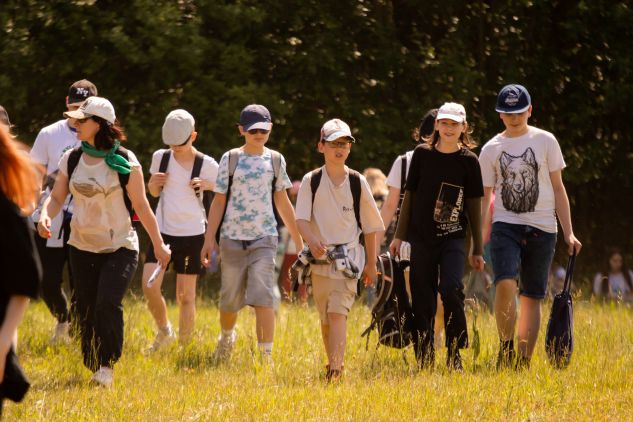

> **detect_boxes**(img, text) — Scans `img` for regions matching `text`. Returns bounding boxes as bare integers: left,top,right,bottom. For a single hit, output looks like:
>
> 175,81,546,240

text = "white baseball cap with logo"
64,96,116,124
320,118,356,142
162,109,195,145
436,102,467,123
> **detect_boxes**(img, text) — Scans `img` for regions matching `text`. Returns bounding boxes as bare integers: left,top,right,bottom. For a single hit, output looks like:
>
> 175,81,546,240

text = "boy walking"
143,109,218,350
479,84,582,369
295,119,383,381
200,104,302,364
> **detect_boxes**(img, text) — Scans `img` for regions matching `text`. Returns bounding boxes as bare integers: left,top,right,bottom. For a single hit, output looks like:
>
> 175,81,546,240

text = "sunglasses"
75,116,93,124
324,141,352,149
247,128,270,135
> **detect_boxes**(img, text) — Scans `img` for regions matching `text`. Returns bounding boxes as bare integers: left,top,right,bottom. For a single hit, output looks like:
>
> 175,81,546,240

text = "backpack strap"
66,146,83,179
310,167,323,211
191,151,204,198
395,153,407,225
215,148,241,243
348,169,362,231
114,147,134,220
159,150,171,174
270,149,282,193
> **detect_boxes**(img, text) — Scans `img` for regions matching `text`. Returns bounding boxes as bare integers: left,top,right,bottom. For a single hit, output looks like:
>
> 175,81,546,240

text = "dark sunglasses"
75,116,94,124
247,128,270,135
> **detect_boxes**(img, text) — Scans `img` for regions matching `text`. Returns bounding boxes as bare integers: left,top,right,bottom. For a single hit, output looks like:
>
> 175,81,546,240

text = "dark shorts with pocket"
145,233,205,275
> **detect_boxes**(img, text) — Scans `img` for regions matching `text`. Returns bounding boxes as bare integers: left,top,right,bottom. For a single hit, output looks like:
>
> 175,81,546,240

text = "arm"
376,186,400,247
126,166,170,266
466,197,485,271
296,219,326,259
551,170,582,255
274,190,303,252
389,190,413,256
37,171,70,239
362,231,378,286
200,193,226,266
147,172,168,198
0,296,30,382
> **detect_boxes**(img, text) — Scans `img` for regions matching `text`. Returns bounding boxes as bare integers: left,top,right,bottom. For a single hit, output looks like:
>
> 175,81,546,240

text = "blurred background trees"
1,0,631,282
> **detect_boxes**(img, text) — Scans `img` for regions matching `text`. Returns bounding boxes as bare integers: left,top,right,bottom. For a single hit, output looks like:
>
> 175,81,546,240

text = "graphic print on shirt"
499,147,540,214
72,178,122,240
434,182,464,234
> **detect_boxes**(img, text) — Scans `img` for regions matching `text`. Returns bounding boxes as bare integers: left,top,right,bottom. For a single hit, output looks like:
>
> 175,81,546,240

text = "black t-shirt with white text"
405,144,484,243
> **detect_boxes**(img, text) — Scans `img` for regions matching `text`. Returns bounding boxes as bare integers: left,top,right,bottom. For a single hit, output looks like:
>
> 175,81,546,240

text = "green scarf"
81,140,132,175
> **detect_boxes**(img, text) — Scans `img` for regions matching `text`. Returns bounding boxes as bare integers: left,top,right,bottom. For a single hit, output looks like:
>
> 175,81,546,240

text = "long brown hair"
0,125,39,213
601,248,633,295
423,121,477,150
92,116,127,150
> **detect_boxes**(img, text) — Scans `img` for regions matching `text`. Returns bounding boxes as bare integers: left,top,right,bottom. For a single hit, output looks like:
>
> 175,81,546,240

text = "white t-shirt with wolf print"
214,147,291,241
479,126,566,233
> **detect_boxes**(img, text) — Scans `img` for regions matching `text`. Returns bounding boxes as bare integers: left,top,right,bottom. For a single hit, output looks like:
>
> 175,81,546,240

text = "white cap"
320,118,356,142
436,102,466,123
162,109,195,145
64,97,116,124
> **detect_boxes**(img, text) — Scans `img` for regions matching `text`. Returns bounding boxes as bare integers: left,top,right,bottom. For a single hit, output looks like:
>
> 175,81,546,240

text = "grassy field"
5,295,632,421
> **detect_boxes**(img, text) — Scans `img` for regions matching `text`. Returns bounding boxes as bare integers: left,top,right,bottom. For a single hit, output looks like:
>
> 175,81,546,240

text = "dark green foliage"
1,0,632,281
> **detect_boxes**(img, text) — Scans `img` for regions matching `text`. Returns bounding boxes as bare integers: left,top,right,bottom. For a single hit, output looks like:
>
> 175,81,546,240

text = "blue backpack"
545,251,576,368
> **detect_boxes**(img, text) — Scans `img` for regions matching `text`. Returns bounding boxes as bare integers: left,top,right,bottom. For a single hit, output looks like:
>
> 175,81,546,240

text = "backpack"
545,251,576,368
309,167,362,233
361,252,414,349
216,148,282,243
157,150,213,220
66,146,134,219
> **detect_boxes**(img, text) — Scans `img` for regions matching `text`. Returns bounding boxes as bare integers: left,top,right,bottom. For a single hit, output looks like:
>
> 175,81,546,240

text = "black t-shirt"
405,144,484,243
0,192,41,323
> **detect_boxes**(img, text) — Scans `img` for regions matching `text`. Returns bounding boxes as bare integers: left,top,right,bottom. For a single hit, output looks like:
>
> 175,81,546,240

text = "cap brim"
244,121,272,131
323,131,356,143
436,113,465,123
495,104,531,114
63,110,90,120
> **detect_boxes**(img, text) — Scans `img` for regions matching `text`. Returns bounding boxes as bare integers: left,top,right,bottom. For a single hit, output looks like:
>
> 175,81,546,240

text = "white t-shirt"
214,148,291,240
295,166,384,279
593,271,633,297
386,150,414,189
479,126,566,233
59,149,141,253
30,119,80,246
149,149,218,236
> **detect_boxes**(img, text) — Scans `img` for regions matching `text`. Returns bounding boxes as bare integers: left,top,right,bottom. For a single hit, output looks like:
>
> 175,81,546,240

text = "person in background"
362,167,388,305
278,181,307,304
593,249,633,301
30,79,98,345
0,124,42,414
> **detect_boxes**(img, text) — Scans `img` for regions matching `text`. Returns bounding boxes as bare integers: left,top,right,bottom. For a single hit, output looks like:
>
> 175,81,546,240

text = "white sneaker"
213,331,236,363
51,322,71,345
90,367,113,387
147,326,176,353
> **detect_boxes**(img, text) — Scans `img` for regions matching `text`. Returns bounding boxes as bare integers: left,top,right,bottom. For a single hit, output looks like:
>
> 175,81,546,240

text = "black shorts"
145,233,205,275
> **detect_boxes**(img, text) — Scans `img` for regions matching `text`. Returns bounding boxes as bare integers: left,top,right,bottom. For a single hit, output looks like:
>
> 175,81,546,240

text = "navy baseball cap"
496,84,531,113
239,104,272,131
68,79,98,106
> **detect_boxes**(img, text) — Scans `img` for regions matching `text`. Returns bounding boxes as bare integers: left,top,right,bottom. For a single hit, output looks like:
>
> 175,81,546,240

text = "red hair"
0,125,40,214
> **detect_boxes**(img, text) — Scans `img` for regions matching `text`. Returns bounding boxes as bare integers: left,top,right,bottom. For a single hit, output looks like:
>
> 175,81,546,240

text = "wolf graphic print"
499,147,539,213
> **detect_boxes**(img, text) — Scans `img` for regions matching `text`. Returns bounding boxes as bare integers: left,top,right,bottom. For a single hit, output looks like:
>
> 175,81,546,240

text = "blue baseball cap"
496,84,531,113
239,104,272,131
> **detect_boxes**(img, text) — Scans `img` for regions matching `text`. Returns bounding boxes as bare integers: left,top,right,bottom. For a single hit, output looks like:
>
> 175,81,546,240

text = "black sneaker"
447,349,464,372
496,346,516,370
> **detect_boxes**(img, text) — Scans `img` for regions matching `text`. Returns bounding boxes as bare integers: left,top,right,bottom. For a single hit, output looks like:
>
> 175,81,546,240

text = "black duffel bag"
545,251,576,368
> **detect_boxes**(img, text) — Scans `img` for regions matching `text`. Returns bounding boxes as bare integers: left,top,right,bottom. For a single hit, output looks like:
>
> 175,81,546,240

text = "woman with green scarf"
38,97,170,387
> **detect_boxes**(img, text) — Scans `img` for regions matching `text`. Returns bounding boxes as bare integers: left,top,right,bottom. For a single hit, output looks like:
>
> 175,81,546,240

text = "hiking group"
0,79,581,394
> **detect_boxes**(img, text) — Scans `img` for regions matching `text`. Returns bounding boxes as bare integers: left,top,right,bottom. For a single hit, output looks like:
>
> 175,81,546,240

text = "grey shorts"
219,236,278,312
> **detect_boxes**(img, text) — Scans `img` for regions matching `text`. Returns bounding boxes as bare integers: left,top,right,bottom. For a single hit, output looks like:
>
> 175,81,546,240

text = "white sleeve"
275,154,292,192
126,150,142,167
478,143,497,188
202,155,219,188
295,173,313,222
547,135,566,172
149,150,163,175
386,156,402,189
30,128,50,167
359,176,385,233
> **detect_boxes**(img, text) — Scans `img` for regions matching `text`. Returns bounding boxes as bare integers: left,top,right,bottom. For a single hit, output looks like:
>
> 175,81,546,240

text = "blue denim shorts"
490,222,557,299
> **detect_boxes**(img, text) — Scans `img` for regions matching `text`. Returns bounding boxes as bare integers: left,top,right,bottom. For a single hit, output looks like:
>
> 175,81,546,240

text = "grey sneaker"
51,322,71,345
213,331,236,363
147,326,176,354
90,367,113,387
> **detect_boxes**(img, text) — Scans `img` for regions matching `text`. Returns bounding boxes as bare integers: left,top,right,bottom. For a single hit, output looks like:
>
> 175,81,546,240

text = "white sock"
160,323,172,335
258,342,273,355
221,328,235,339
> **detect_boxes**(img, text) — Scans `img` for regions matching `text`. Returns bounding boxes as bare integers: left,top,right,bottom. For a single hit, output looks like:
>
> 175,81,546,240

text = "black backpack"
66,146,134,219
157,150,213,220
361,252,414,349
545,251,576,368
216,148,282,243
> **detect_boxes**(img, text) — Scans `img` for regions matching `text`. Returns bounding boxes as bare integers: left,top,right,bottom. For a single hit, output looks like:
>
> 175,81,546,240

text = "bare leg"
494,279,518,341
253,306,275,343
517,295,541,359
320,323,330,364
141,263,169,329
434,294,444,346
176,274,197,345
219,310,238,331
327,313,347,371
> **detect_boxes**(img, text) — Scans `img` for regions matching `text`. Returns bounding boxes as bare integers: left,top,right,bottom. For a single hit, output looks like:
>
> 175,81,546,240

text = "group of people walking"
0,79,582,396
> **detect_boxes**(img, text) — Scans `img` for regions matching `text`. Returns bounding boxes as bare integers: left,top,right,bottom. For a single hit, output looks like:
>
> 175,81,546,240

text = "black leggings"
33,218,75,324
69,246,138,371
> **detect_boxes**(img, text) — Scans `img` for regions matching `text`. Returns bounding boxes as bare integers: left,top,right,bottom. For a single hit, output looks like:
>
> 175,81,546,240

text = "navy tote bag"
545,251,576,368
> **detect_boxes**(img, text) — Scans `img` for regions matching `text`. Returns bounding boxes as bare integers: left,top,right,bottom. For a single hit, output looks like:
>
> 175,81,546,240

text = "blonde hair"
362,167,388,198
0,125,40,214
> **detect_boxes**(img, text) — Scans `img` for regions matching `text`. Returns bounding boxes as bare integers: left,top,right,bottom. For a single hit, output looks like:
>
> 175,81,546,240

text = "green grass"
5,296,633,420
